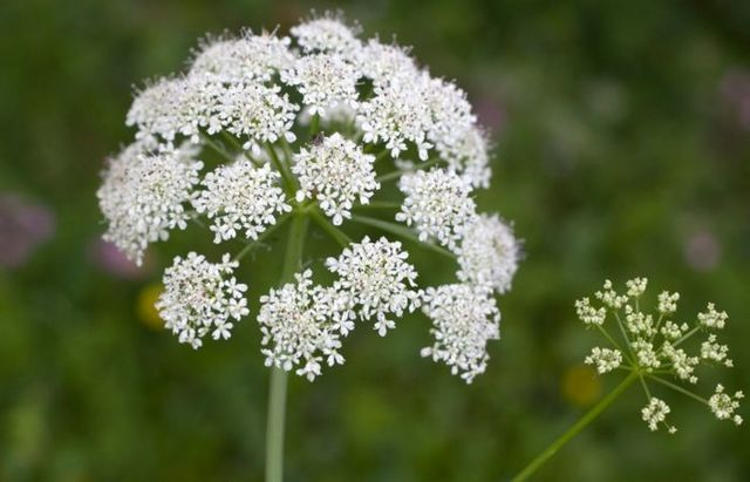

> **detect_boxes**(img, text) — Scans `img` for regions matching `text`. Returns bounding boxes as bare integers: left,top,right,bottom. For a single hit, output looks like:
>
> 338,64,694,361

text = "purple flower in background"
719,69,750,130
88,238,153,279
0,194,55,268
684,229,721,272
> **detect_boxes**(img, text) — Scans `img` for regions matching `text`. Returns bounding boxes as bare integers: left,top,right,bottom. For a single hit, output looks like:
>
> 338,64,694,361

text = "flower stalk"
512,371,639,481
266,213,309,482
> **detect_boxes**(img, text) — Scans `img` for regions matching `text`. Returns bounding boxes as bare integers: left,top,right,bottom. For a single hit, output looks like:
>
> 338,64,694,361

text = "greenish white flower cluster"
97,13,521,382
576,278,742,433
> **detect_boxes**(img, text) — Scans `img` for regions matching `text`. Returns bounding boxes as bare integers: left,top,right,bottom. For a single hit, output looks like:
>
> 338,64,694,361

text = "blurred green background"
1,0,749,480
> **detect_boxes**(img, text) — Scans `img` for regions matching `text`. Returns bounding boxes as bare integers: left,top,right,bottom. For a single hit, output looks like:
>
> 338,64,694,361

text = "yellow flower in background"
561,364,602,408
137,283,163,330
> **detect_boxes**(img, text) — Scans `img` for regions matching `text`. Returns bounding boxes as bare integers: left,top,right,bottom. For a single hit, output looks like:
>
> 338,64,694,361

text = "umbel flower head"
97,12,521,383
577,278,743,433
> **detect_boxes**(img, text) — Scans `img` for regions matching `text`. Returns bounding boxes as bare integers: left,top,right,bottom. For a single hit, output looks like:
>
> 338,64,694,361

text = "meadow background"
1,0,749,480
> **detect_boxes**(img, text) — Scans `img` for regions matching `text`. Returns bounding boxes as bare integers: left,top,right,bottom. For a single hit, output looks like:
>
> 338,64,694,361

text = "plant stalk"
265,213,309,482
512,371,639,481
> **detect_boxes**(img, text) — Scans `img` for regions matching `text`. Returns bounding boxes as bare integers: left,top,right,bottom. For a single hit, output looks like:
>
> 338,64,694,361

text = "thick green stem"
512,371,639,481
265,214,309,482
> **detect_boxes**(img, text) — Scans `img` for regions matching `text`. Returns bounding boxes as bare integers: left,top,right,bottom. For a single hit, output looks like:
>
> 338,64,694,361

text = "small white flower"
708,384,743,425
641,397,674,433
584,347,622,374
626,277,648,297
156,252,248,349
258,269,346,381
215,82,298,154
420,284,500,383
700,334,733,367
354,39,418,88
189,31,296,82
594,280,628,309
358,72,432,159
698,303,728,330
97,141,202,265
281,53,359,117
397,168,477,250
662,342,699,383
292,133,379,225
290,14,361,54
456,214,520,294
326,236,421,336
575,297,606,326
192,160,291,243
657,290,680,314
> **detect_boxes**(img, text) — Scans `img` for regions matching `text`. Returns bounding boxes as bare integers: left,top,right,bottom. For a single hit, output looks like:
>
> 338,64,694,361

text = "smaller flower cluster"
420,284,500,383
576,277,742,433
97,141,203,265
258,270,346,381
292,133,379,225
396,168,477,250
192,160,291,243
258,236,421,380
156,252,248,349
326,236,421,336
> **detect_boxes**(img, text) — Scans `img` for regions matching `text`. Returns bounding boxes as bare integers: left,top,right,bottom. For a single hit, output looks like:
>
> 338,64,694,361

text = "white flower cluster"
156,253,248,349
397,169,477,250
326,236,421,336
100,13,521,384
420,284,500,383
292,133,379,225
258,270,346,381
97,141,202,265
575,278,743,432
642,397,675,433
456,214,520,294
708,384,744,425
192,160,291,243
584,347,623,374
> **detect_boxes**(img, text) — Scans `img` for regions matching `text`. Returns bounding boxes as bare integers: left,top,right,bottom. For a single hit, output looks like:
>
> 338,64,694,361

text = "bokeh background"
1,0,749,480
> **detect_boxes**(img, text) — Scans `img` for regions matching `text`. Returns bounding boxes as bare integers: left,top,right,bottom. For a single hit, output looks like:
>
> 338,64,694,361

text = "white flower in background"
420,284,500,383
97,142,202,265
189,31,296,82
156,252,248,349
101,12,522,382
355,39,418,87
456,214,520,293
192,160,291,243
326,236,421,336
281,53,359,117
576,278,742,433
290,15,361,54
292,133,379,225
397,168,477,250
584,347,622,374
258,270,346,381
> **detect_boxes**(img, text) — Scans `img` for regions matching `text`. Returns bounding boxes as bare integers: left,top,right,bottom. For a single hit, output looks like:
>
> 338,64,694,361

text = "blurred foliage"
1,0,749,480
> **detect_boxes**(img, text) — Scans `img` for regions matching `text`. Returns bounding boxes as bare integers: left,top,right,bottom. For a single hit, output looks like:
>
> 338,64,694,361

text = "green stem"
512,371,639,482
201,134,236,164
267,144,296,195
265,214,309,482
376,158,443,183
349,214,455,259
309,113,320,138
647,374,708,405
232,212,292,262
309,209,351,247
353,201,402,210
